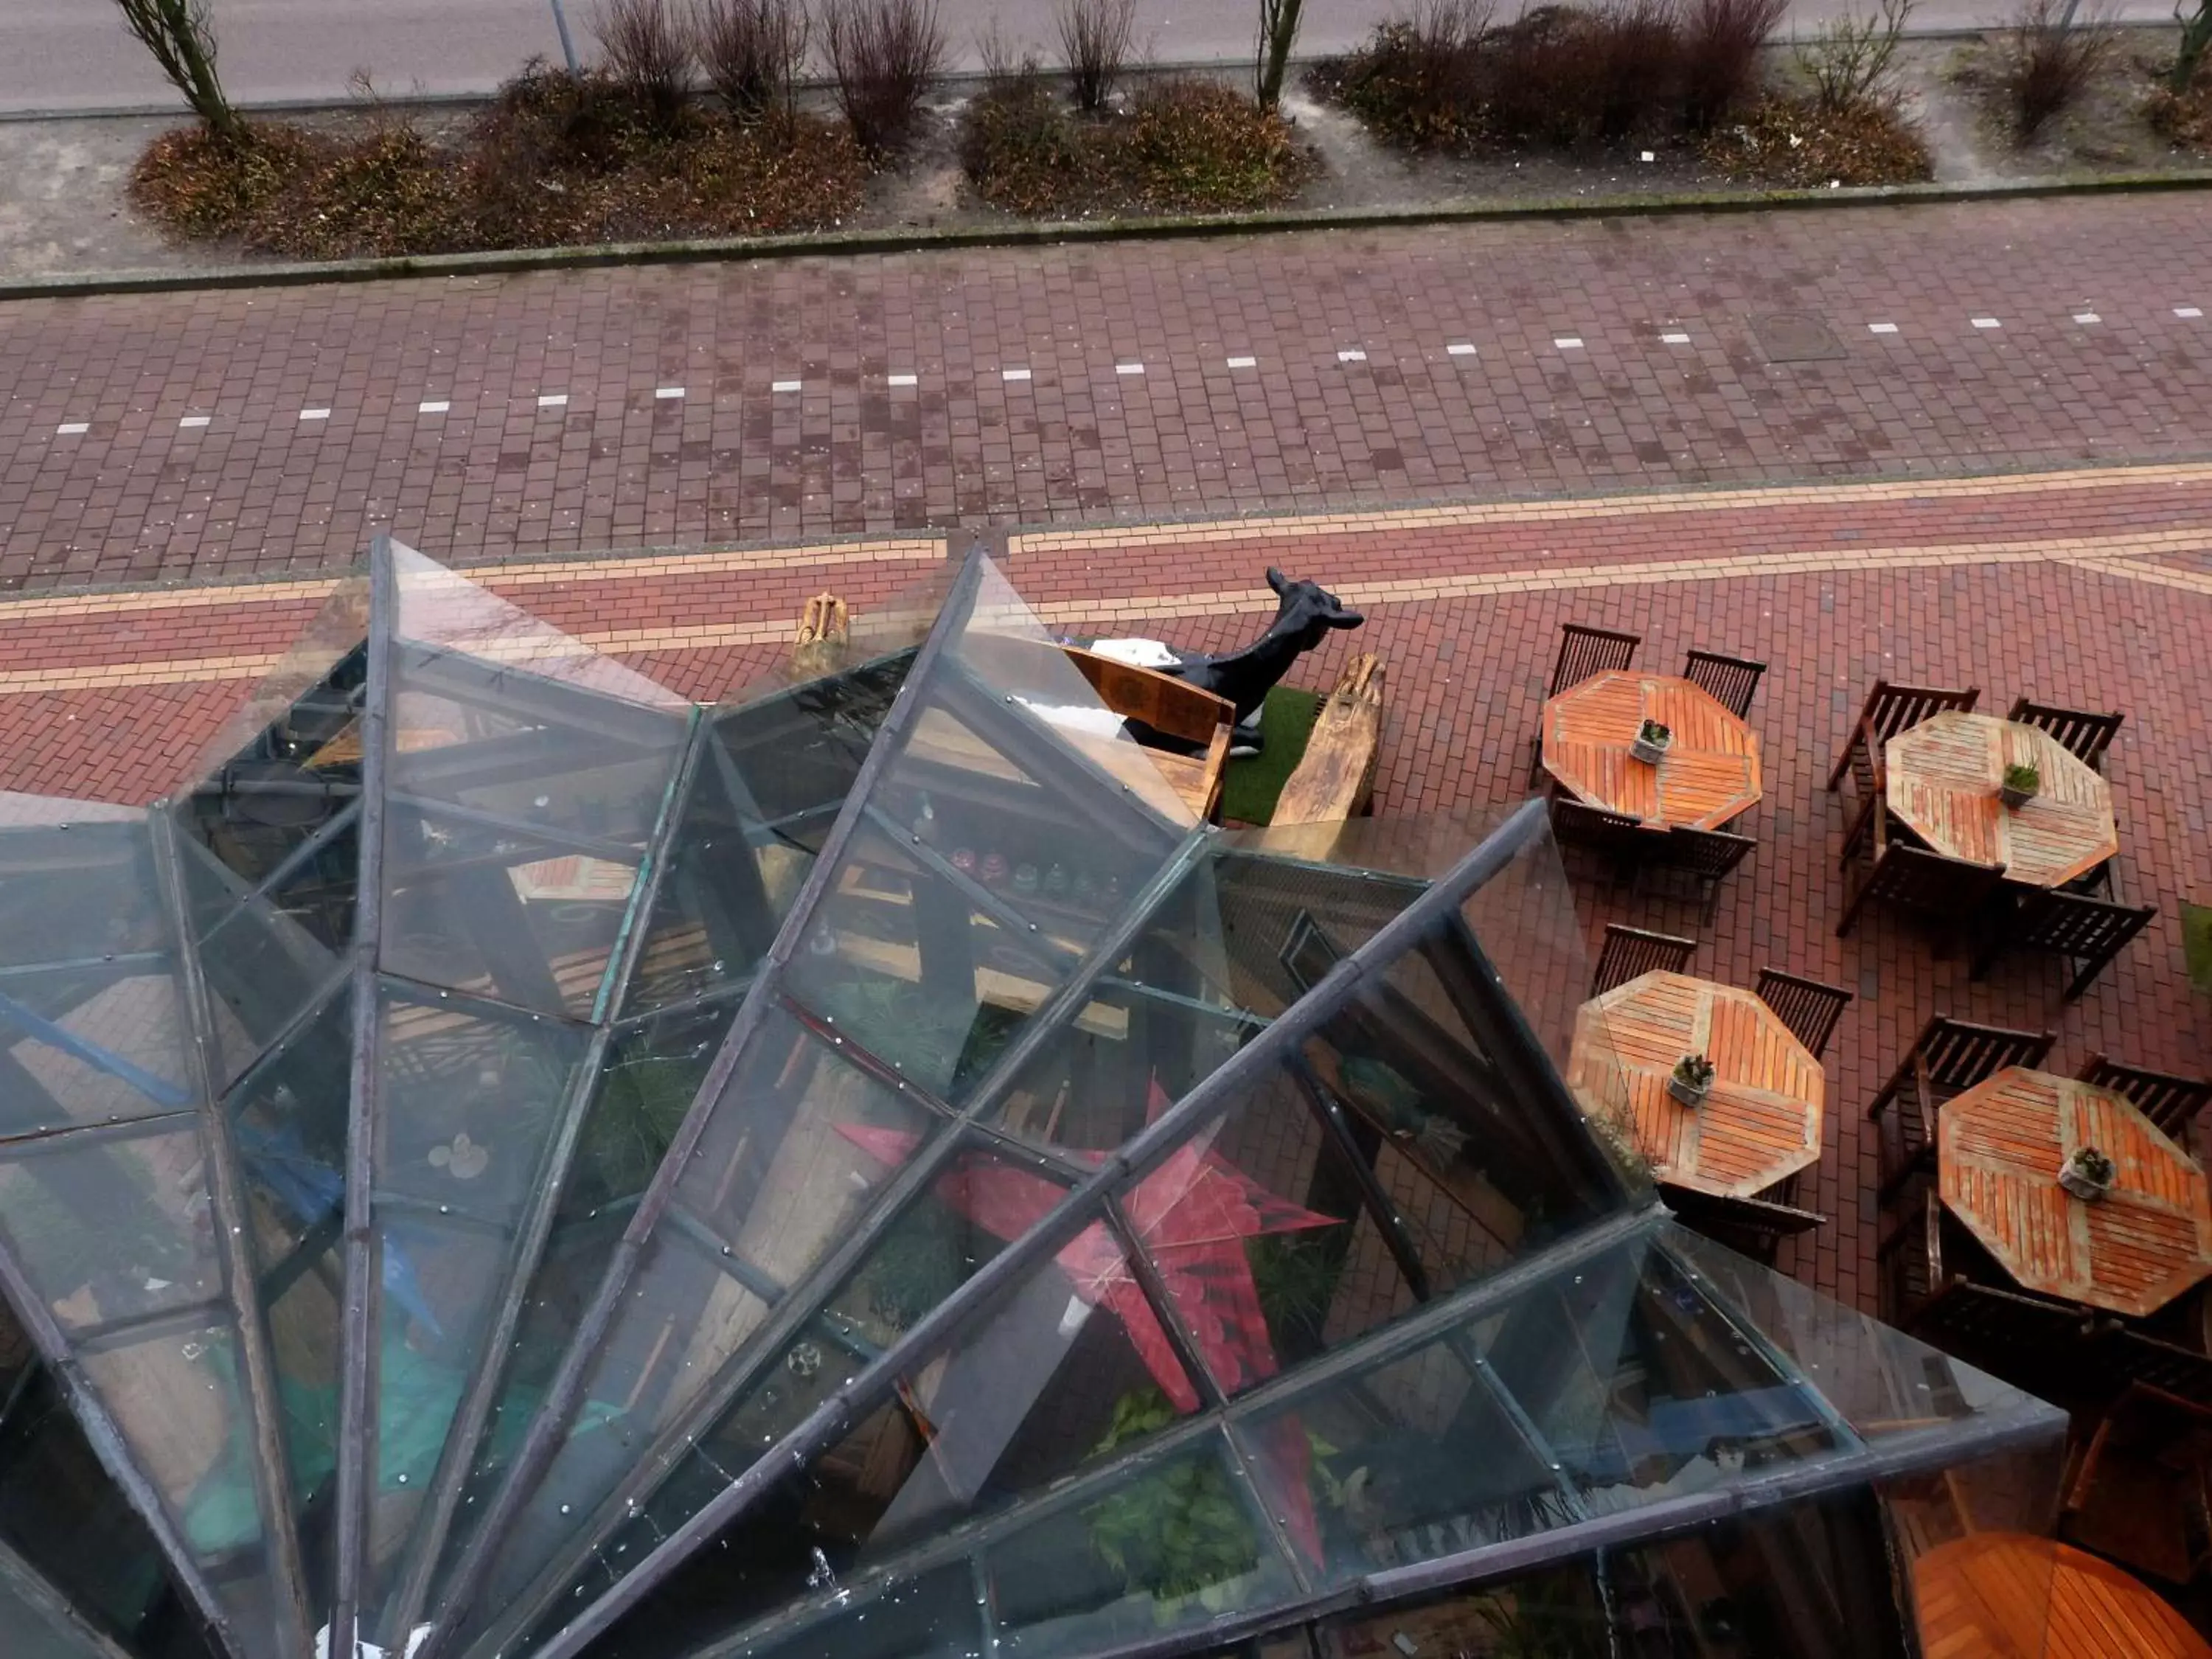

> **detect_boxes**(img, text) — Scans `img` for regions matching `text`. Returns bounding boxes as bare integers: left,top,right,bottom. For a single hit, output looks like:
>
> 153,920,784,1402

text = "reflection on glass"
1318,1562,1610,1658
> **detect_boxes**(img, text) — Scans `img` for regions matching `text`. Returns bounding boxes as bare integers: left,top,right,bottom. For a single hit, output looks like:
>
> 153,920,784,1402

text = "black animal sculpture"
1168,568,1364,726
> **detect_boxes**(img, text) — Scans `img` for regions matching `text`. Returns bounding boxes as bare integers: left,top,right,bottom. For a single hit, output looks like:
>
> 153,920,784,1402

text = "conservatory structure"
0,541,2067,1659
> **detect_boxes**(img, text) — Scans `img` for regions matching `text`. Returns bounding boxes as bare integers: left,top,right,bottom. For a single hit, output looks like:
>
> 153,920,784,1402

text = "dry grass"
961,70,1318,218
129,65,867,258
1702,92,1933,184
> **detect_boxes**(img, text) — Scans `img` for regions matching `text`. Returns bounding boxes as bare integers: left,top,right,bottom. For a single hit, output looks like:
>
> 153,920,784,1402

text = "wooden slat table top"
1540,671,1761,830
1913,1533,2212,1659
1938,1066,2212,1319
1885,709,2119,888
1565,970,1823,1199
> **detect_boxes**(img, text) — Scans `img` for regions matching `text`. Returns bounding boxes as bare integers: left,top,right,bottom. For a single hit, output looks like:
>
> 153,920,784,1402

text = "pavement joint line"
418,399,450,414
1868,322,1899,334
11,526,2204,693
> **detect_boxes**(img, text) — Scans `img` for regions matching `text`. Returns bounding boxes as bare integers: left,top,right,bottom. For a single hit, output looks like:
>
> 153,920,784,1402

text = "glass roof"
0,540,2067,1659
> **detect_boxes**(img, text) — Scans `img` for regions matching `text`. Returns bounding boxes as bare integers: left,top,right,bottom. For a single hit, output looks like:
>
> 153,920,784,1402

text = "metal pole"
549,0,582,74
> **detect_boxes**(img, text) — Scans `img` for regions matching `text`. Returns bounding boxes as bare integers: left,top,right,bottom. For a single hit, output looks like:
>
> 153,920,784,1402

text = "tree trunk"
1255,0,1304,110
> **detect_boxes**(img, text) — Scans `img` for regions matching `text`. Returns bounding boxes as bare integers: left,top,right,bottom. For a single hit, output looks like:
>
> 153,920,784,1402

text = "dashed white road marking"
655,386,685,399
771,380,801,392
1225,355,1256,369
1868,322,1899,334
179,415,211,428
2073,313,2101,325
1001,368,1032,382
1554,337,1585,349
2179,307,2205,319
300,408,331,422
1660,332,1691,345
1972,317,2002,329
888,373,919,386
538,393,568,406
1338,348,1367,362
1445,342,1477,357
1116,362,1144,375
55,422,88,436
418,400,451,414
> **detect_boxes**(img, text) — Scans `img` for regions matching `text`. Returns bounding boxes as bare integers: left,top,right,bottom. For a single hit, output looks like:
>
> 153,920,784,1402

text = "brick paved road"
3,195,2210,591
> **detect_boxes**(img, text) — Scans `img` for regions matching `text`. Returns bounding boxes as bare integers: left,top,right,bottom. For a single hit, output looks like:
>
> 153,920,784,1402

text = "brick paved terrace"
6,460,2208,1321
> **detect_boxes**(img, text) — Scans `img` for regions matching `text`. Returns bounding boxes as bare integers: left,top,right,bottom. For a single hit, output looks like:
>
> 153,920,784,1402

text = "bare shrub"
1057,0,1136,111
692,0,809,123
1486,7,1616,143
595,0,692,128
1316,0,1492,148
822,0,946,152
1795,0,1911,111
1679,0,1787,128
111,0,241,142
1590,0,1683,139
2000,0,2113,139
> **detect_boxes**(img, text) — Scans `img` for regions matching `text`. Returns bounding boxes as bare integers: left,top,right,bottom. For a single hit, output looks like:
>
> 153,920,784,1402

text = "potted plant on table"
1668,1053,1716,1106
1999,762,2041,810
1630,719,1673,765
2058,1145,2116,1201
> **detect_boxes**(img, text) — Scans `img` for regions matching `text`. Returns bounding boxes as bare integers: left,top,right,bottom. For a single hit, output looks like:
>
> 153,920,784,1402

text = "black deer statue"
1092,568,1363,755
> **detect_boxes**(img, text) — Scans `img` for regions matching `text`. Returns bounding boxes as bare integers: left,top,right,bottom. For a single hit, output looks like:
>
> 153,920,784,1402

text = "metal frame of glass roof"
0,539,2070,1659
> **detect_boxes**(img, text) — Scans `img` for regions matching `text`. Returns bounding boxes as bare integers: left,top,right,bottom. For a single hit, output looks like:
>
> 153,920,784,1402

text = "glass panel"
177,835,349,1091
1239,1318,1571,1587
78,1318,285,1659
1661,1225,2069,1444
0,1547,114,1659
173,576,370,798
701,1562,984,1659
986,1432,1295,1657
1605,1487,1907,1659
1883,1441,2065,1659
0,1124,224,1335
1317,1561,1610,1658
0,1349,222,1659
1477,1236,1843,1514
622,658,917,1018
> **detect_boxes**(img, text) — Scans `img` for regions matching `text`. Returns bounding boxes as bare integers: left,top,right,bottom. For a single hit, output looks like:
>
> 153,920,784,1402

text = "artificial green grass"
2184,900,2212,995
1220,686,1325,826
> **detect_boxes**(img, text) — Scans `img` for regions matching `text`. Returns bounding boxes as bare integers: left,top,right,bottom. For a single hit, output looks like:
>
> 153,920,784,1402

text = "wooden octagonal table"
1540,671,1761,830
1913,1534,2212,1659
1885,710,2118,888
1566,970,1823,1199
1938,1066,2212,1318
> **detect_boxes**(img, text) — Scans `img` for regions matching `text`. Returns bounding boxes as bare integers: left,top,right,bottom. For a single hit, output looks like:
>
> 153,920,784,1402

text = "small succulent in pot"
1668,1053,1716,1106
2057,1145,2116,1201
1998,761,2041,810
1630,719,1673,765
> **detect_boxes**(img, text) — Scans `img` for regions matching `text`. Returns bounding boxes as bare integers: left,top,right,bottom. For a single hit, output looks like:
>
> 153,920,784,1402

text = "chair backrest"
1753,969,1854,1060
2008,889,2157,970
1654,825,1756,878
2101,1329,2212,1412
1549,797,1644,851
1591,924,1697,997
1683,650,1767,720
2079,1054,2212,1141
1858,679,1981,744
1865,844,2006,919
1915,1014,2056,1093
2008,697,2124,772
1550,624,1641,695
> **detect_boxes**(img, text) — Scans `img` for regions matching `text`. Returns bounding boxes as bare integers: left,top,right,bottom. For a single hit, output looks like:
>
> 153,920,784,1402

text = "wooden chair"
1826,680,1980,798
2064,1383,2212,1584
1661,1183,1826,1266
1878,1190,2097,1394
2008,696,2124,773
1529,624,1641,785
1549,797,1649,882
1590,924,1697,998
1970,888,2157,1002
1868,1015,2055,1201
2079,1054,2212,1144
1054,641,1237,821
1682,649,1766,720
1837,804,2006,940
1634,825,1756,923
1753,969,1854,1061
2098,1329,2212,1413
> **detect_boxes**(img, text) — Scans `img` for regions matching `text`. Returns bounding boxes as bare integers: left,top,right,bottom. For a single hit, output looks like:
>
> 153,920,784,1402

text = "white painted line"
771,379,801,392
1554,337,1585,350
655,386,685,399
1338,348,1367,362
2073,313,2101,325
299,408,332,422
1001,368,1032,382
178,415,211,428
2178,306,2205,319
1971,317,2001,330
1226,355,1257,369
1445,342,1477,357
538,392,568,406
55,422,88,436
419,400,451,414
888,373,919,386
1660,332,1691,345
1867,322,1899,335
1116,363,1144,375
